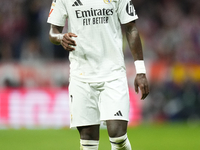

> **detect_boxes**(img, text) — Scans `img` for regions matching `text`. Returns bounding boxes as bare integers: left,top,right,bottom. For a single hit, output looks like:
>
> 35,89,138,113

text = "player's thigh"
69,78,100,128
106,120,128,138
77,125,100,140
100,77,130,121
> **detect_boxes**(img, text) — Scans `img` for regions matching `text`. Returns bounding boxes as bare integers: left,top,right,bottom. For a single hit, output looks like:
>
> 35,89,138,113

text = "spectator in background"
20,38,42,63
0,0,200,62
0,0,27,60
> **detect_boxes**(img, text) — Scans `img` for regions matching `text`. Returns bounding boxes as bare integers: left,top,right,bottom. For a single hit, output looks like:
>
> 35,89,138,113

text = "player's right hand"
61,33,77,51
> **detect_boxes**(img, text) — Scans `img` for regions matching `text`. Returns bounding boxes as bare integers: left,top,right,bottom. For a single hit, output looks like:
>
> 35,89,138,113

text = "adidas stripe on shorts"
68,76,130,128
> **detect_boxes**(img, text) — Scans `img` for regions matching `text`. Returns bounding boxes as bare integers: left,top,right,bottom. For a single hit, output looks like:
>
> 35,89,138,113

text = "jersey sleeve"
47,0,68,26
117,0,138,24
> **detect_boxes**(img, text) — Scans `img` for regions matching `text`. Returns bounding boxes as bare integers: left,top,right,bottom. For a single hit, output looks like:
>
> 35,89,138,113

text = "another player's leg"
77,125,100,150
107,120,132,150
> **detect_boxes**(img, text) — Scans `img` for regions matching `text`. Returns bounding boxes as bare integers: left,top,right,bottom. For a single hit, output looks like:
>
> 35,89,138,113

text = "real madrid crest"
104,0,112,4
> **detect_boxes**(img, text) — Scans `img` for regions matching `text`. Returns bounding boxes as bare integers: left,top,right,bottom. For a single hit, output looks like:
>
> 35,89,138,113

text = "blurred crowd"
0,0,200,122
133,0,200,122
0,0,200,62
123,0,200,64
0,0,68,61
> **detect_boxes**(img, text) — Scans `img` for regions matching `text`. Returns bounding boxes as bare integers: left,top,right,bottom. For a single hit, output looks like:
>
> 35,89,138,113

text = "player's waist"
69,69,126,83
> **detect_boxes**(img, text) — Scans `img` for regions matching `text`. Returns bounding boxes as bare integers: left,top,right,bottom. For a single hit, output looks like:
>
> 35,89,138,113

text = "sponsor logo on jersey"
126,0,136,16
75,8,113,18
72,0,83,6
103,0,112,4
75,8,114,26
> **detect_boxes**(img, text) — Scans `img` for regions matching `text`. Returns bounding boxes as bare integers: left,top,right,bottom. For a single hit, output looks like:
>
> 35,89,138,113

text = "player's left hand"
134,74,149,100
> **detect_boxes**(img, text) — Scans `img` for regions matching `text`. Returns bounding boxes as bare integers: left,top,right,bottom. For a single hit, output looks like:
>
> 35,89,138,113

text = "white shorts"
68,77,130,128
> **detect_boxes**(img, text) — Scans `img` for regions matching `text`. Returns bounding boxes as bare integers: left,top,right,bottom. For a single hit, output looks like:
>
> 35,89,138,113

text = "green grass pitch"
0,123,200,150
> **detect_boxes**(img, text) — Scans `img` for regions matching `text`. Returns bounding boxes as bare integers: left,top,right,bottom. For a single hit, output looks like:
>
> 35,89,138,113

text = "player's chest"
66,0,118,26
68,0,117,15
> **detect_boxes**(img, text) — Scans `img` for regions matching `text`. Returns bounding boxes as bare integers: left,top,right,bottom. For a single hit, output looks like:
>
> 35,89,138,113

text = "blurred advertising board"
0,88,141,129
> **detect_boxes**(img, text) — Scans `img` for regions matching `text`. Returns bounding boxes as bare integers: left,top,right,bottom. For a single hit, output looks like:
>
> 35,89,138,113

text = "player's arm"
123,21,149,100
49,24,77,51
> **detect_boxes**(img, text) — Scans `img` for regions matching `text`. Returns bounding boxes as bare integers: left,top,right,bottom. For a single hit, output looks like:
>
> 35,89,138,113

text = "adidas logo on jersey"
114,110,123,116
72,0,83,6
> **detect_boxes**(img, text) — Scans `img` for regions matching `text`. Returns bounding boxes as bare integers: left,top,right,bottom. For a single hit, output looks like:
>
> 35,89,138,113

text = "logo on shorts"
126,0,136,16
71,114,73,121
103,0,112,4
70,95,73,102
70,95,73,121
114,110,123,116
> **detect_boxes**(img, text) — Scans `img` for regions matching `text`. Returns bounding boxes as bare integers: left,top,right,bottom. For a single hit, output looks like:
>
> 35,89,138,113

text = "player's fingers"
145,84,149,95
65,46,75,51
65,39,76,46
65,44,75,51
141,84,149,100
141,93,147,100
63,34,76,46
61,42,75,51
68,32,77,37
63,34,74,42
62,36,76,48
139,84,145,100
134,81,139,94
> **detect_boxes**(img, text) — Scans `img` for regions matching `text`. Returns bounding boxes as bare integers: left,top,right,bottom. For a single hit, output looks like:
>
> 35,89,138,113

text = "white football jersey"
47,0,138,82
